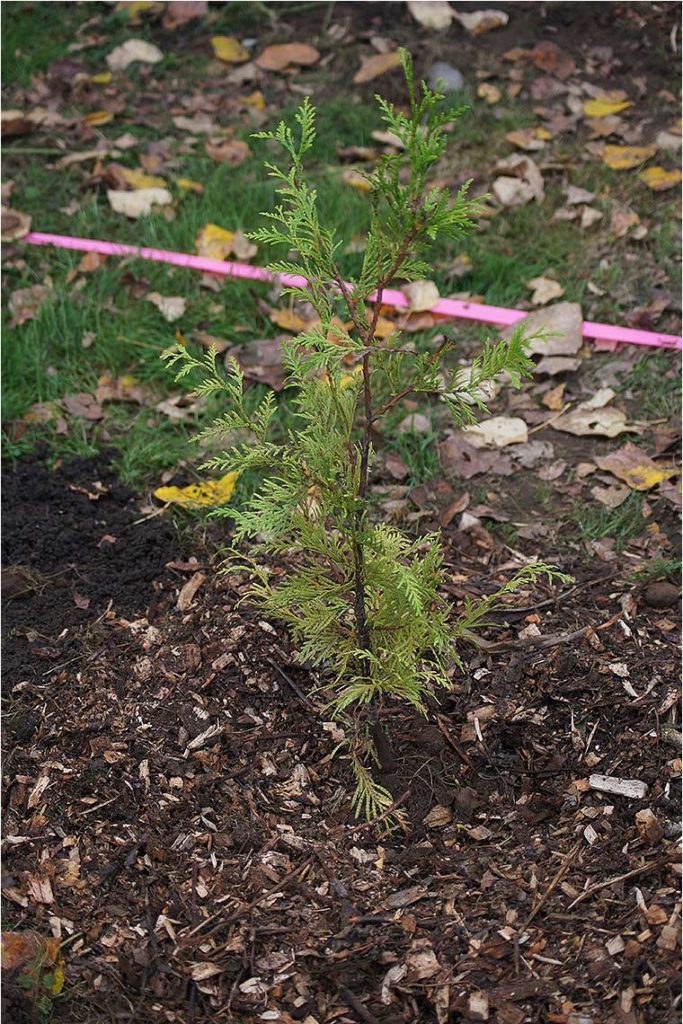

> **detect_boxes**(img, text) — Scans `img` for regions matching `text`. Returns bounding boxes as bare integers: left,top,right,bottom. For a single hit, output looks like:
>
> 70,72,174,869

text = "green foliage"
163,50,568,820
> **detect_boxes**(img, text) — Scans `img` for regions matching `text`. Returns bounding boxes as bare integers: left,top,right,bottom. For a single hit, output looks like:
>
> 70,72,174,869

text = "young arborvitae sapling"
163,50,568,819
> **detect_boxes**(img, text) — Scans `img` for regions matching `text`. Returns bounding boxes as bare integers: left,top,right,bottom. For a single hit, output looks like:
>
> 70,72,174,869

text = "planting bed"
2,455,680,1023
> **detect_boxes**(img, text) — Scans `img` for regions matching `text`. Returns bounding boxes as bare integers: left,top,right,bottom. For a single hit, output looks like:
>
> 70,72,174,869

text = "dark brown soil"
1,454,178,693
2,456,680,1024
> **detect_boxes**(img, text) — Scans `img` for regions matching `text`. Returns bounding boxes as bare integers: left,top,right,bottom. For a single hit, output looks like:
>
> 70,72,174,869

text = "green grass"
573,492,645,551
387,428,441,485
618,352,682,420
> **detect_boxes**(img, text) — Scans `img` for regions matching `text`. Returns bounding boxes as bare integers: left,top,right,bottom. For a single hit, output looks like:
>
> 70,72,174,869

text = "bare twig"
566,859,667,910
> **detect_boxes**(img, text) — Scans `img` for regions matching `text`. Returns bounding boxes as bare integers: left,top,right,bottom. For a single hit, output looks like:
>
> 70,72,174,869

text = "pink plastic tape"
23,231,682,350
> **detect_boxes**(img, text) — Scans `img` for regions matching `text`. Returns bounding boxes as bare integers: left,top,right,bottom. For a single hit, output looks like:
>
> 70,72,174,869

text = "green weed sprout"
163,50,569,819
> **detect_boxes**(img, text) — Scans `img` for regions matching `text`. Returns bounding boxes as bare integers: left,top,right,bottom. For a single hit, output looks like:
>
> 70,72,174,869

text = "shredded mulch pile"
1,456,681,1023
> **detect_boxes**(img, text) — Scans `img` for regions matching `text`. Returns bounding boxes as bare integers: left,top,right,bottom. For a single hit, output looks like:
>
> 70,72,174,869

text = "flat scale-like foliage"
164,51,569,820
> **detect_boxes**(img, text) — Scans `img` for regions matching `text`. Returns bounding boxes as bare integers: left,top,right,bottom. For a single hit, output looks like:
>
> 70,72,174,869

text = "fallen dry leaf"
492,176,535,206
463,416,528,448
106,38,163,72
205,137,250,166
211,35,249,63
175,177,204,193
505,128,546,151
610,206,641,238
565,185,595,205
196,223,234,260
452,8,508,34
107,187,171,217
147,292,186,322
162,1,207,29
638,166,682,191
154,473,238,509
61,392,103,420
1,206,31,241
2,931,60,971
403,280,440,312
583,96,632,118
341,168,371,192
502,302,583,357
542,382,566,410
172,112,216,134
579,206,603,229
231,230,257,260
526,276,565,305
477,82,501,104
256,43,320,72
599,144,656,170
228,337,288,390
9,283,51,326
120,167,166,189
595,444,678,491
591,483,631,509
177,571,206,611
269,307,317,332
407,1,454,29
552,390,634,438
532,39,575,79
353,51,402,84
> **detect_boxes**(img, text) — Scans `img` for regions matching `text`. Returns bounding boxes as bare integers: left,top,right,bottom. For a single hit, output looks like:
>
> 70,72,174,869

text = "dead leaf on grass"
531,40,575,79
196,223,234,260
106,39,163,72
638,166,682,191
211,35,249,63
452,8,508,35
205,137,250,166
9,283,51,326
154,474,238,509
501,301,583,358
552,390,634,438
526,276,565,305
403,279,440,312
599,144,656,170
269,307,318,333
193,331,230,354
162,1,207,29
353,51,401,84
595,444,679,491
107,187,171,217
610,206,641,238
341,168,371,191
147,292,186,322
256,43,320,72
463,416,528,448
591,483,631,509
1,206,31,241
407,1,454,29
119,167,166,189
61,392,103,420
477,82,501,104
2,931,60,971
583,95,632,118
172,112,216,134
505,128,546,151
227,337,288,391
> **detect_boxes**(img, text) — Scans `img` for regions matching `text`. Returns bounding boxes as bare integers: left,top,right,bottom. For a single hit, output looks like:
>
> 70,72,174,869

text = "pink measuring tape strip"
24,231,682,350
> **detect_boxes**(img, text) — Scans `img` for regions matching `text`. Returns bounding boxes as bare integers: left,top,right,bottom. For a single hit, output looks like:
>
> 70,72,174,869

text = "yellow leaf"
154,472,239,509
175,177,204,193
195,223,234,260
535,127,553,141
477,82,501,104
116,1,164,20
583,97,632,117
120,168,166,189
51,962,65,994
341,168,371,192
339,366,363,388
373,315,399,340
243,90,266,111
595,446,679,491
81,110,113,126
90,71,113,85
270,307,317,332
638,166,682,191
211,35,249,63
600,144,656,170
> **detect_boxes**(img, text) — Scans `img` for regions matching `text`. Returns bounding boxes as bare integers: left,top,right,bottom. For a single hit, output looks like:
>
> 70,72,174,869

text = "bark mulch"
1,456,681,1023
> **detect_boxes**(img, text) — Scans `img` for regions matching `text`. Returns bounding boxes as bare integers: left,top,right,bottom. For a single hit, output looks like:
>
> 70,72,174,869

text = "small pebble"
644,581,680,609
427,61,465,94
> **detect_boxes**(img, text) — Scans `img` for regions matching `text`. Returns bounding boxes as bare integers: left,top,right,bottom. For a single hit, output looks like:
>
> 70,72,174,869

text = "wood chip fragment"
588,774,648,799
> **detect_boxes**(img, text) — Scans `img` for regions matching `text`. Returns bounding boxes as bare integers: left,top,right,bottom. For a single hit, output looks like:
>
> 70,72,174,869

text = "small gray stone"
427,61,465,94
